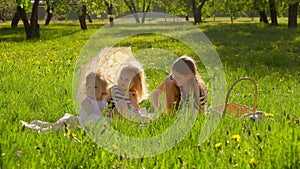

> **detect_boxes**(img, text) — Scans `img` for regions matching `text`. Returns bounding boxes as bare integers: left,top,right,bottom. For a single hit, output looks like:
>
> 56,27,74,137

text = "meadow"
0,18,299,168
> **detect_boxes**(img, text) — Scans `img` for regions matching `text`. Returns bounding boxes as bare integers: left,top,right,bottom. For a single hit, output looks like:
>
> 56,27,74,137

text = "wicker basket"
222,77,258,117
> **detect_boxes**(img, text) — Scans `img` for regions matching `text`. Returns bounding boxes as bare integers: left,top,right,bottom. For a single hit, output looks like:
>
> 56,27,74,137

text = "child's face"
86,80,107,100
172,70,191,86
117,71,135,92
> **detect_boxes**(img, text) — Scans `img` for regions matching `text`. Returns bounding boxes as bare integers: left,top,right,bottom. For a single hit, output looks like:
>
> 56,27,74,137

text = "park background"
0,0,299,168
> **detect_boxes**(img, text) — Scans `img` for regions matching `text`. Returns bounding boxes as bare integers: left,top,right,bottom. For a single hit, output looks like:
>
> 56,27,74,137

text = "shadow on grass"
0,21,105,42
114,23,299,75
198,23,300,72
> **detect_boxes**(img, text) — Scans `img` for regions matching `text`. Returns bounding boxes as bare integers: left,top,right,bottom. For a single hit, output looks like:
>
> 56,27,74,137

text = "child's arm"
164,78,181,114
129,91,140,110
149,77,169,108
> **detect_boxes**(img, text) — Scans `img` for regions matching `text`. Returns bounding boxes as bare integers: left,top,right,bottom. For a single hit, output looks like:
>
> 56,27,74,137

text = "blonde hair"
172,55,207,109
85,72,108,91
119,65,148,102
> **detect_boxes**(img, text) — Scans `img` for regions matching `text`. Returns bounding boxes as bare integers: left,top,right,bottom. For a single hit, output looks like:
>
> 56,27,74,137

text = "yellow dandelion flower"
66,131,76,137
215,142,222,148
36,61,41,65
27,58,33,62
288,90,294,94
249,158,257,166
278,77,284,82
231,135,241,142
192,165,196,169
264,113,274,117
112,144,119,150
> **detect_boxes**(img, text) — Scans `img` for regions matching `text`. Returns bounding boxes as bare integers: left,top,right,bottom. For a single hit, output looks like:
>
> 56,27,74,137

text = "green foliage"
0,20,299,168
0,0,16,20
16,0,32,11
159,0,191,16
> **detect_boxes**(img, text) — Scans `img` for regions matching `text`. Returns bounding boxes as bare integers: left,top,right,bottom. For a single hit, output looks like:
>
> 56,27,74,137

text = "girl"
107,64,149,121
79,72,110,126
20,72,110,133
150,55,208,114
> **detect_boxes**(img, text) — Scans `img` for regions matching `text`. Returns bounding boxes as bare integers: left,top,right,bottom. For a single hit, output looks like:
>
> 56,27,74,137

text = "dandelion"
231,134,241,142
191,165,196,169
36,61,41,65
215,142,222,148
27,58,33,62
278,77,284,82
66,131,76,137
249,158,257,166
264,113,274,117
112,144,119,150
288,90,294,94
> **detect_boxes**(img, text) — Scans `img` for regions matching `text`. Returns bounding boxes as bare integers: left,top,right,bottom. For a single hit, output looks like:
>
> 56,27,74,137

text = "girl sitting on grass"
150,55,208,114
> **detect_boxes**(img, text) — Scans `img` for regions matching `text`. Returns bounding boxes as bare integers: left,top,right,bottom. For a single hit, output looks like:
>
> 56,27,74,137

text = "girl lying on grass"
107,64,151,122
20,72,111,133
150,55,208,114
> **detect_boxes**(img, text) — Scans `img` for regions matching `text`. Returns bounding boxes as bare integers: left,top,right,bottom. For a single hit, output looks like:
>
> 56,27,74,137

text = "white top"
79,96,109,127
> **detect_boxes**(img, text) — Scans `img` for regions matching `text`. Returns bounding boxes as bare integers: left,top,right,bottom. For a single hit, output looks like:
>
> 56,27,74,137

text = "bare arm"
164,77,181,114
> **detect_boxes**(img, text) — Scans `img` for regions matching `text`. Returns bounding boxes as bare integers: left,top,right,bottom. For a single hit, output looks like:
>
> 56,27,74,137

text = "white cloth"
20,113,79,133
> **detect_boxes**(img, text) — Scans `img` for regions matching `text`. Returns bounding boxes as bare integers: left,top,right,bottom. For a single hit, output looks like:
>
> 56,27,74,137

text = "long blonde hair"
172,55,208,109
119,65,148,102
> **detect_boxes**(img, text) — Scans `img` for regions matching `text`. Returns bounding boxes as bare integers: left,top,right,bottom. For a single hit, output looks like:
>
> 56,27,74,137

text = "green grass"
0,19,299,168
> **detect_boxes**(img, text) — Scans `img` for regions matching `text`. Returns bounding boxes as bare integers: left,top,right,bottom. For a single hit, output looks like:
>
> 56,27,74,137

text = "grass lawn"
0,18,299,168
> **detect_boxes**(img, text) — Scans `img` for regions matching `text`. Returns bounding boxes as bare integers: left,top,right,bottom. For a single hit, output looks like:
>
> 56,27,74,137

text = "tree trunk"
185,15,189,21
45,6,53,25
269,0,278,25
288,2,299,28
11,6,22,28
0,16,5,22
78,5,87,30
123,0,140,23
106,2,114,27
192,0,206,24
27,0,40,39
87,14,93,23
192,0,201,24
141,3,150,23
11,6,30,37
259,11,268,23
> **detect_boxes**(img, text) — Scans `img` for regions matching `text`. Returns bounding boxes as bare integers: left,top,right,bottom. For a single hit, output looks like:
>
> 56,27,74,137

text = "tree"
11,0,30,29
122,0,156,23
11,0,39,39
104,0,115,27
51,0,88,30
0,0,15,22
28,0,40,38
221,0,246,23
159,0,191,20
191,0,207,24
45,0,54,25
269,0,278,25
288,1,299,28
252,0,268,23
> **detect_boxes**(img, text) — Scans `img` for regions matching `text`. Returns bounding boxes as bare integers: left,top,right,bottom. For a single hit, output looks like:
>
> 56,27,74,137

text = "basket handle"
222,77,258,117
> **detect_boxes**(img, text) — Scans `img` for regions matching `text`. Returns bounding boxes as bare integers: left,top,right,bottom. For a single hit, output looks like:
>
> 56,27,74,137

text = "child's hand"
115,100,130,118
149,89,162,109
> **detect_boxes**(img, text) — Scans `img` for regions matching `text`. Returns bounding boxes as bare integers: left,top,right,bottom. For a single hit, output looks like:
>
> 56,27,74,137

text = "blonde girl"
107,64,148,119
